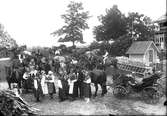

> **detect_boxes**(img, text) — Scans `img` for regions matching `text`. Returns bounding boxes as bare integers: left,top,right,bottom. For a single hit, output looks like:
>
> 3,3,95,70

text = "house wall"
128,43,160,66
144,44,159,66
129,54,144,62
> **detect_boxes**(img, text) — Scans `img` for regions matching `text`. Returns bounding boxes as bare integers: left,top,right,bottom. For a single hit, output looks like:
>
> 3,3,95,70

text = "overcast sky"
0,0,166,47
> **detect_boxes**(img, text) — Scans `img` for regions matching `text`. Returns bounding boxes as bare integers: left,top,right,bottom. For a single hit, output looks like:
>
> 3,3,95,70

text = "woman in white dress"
67,69,77,101
40,70,48,96
45,71,56,99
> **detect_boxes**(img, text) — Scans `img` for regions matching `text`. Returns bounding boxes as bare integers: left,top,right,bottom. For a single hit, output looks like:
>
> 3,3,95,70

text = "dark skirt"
59,88,68,100
83,83,91,98
47,83,56,94
59,80,69,100
34,84,43,101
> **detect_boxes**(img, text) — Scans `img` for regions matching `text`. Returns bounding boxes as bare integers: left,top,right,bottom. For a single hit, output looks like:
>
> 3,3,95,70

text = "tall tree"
51,1,90,47
93,5,127,42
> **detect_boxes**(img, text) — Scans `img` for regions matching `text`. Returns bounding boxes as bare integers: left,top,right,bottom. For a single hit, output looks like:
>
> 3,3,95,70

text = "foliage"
89,41,101,50
93,5,157,56
109,35,132,56
126,12,157,41
0,23,18,48
93,5,128,42
52,1,90,47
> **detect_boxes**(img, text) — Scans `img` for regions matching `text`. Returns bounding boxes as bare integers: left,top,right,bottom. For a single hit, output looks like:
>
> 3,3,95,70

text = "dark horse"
77,54,108,97
86,55,119,97
89,69,107,97
5,65,23,93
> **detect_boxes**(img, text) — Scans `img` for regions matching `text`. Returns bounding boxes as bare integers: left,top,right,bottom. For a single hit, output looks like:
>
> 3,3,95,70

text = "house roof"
154,14,167,23
126,41,160,54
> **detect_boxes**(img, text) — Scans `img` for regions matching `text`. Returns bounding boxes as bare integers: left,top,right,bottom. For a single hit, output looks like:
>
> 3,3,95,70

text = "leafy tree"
0,23,17,48
109,35,132,56
51,1,90,47
126,12,157,41
93,5,127,42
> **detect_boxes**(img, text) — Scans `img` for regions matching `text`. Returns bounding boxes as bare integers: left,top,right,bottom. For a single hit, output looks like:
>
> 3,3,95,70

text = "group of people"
8,48,111,103
22,62,92,103
11,50,93,103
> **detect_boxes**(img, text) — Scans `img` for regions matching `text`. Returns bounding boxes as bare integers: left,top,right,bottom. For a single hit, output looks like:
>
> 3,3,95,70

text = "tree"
51,1,90,47
126,12,157,41
0,23,17,48
109,35,132,56
93,5,127,42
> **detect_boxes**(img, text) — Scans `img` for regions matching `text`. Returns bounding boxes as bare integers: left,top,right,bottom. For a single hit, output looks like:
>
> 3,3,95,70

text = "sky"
0,0,166,47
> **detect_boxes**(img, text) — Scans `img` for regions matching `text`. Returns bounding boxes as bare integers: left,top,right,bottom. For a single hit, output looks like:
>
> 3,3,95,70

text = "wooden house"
126,41,160,66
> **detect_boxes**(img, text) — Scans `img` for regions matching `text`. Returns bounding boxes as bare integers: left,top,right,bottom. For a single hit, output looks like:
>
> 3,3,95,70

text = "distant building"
126,41,160,66
154,14,167,51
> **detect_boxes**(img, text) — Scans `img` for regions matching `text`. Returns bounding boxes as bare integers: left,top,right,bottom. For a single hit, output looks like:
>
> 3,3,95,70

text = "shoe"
59,99,65,102
86,98,90,103
164,101,167,106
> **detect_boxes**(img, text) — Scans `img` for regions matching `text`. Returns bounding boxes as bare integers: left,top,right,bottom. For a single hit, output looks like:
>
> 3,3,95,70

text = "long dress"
46,75,56,94
22,72,30,92
58,75,69,101
83,77,92,98
41,74,48,95
33,77,42,101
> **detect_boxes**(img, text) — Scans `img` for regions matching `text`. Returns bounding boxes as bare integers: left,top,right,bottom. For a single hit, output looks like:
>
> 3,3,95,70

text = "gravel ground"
0,59,166,115
19,86,166,115
1,80,166,115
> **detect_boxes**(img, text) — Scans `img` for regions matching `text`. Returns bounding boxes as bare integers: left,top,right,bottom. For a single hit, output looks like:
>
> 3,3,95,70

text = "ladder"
117,63,147,75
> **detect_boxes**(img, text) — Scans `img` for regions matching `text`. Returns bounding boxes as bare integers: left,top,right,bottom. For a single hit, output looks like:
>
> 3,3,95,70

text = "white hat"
48,71,53,75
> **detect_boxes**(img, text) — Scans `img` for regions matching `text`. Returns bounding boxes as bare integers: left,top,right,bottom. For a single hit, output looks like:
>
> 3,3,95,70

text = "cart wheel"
113,85,127,98
153,83,164,97
142,87,161,104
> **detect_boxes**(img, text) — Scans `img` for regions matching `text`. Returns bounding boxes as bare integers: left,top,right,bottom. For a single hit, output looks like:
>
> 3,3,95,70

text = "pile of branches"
0,90,38,116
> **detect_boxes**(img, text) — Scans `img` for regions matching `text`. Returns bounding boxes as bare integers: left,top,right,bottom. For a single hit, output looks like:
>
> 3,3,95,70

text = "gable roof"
126,41,160,54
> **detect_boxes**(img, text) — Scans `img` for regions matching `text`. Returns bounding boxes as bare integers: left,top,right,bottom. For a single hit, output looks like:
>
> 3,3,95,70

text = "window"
148,49,154,62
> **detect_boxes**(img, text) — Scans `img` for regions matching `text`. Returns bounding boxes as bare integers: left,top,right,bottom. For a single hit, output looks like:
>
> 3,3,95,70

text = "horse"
5,65,23,93
5,66,12,89
88,69,107,97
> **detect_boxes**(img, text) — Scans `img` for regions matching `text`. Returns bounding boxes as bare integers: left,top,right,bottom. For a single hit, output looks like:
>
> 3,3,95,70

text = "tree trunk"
72,41,75,47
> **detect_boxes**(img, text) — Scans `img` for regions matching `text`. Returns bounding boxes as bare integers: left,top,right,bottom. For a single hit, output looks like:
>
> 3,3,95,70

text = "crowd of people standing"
10,50,93,103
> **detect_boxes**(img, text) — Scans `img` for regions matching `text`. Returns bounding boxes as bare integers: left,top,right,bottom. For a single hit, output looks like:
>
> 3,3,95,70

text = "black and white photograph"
0,0,166,115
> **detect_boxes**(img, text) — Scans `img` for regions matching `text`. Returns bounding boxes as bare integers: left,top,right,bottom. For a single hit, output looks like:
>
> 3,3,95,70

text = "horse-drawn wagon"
112,57,163,104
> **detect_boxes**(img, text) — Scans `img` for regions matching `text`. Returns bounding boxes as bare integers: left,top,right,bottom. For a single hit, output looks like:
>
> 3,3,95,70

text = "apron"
41,75,48,94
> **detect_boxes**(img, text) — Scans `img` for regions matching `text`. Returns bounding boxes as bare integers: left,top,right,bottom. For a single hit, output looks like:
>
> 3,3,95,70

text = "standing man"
103,50,109,64
73,66,84,99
